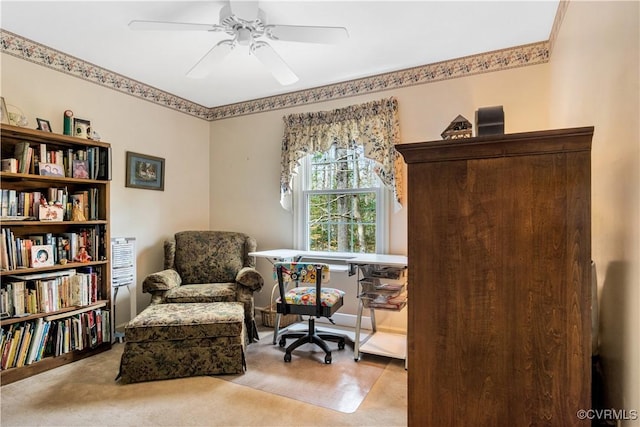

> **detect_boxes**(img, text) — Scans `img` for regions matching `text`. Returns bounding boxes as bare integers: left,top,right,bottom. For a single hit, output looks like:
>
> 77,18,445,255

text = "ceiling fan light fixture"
236,27,253,46
129,0,348,86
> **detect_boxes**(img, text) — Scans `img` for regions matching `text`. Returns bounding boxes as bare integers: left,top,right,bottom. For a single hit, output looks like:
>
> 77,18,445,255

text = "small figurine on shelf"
74,246,92,263
71,199,86,221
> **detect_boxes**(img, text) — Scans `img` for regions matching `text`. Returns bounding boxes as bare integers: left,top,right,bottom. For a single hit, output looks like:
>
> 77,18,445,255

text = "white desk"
345,254,408,367
249,249,408,365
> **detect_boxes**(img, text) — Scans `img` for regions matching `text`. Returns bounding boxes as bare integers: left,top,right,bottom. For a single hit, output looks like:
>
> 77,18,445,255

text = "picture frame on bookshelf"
38,162,65,177
72,159,89,179
73,118,91,139
36,118,52,132
126,151,165,191
38,202,64,221
31,245,55,268
1,97,9,125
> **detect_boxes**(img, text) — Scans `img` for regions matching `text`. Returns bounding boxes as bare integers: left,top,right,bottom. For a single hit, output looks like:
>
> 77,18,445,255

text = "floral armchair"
142,231,264,341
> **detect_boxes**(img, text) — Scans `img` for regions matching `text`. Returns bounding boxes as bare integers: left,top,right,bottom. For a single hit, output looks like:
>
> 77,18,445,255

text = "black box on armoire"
475,106,504,136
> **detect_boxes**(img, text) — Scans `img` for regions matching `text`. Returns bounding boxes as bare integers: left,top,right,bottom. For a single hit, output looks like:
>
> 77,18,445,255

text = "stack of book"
0,269,101,317
359,266,407,310
0,308,111,370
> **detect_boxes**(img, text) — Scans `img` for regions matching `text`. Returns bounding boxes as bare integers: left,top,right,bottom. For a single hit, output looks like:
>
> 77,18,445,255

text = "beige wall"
0,54,211,326
210,64,551,331
548,0,640,420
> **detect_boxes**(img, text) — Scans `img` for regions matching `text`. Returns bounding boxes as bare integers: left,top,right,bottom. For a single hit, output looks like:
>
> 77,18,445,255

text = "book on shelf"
26,318,44,365
95,308,103,344
98,146,112,180
0,326,13,368
0,238,8,272
1,225,104,269
15,322,32,368
62,318,70,355
1,190,8,217
5,324,22,369
0,310,110,369
38,143,47,167
36,320,51,362
1,158,18,173
1,268,99,317
8,190,17,217
13,142,33,174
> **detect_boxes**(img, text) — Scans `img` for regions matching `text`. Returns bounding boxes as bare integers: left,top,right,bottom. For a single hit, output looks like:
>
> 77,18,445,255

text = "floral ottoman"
118,302,245,384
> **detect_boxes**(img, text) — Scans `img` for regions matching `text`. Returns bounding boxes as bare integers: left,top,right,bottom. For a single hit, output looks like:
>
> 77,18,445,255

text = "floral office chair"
274,262,348,364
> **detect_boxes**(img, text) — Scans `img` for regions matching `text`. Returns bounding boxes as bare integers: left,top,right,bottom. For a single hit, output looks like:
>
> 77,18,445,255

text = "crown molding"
548,0,570,55
2,29,549,122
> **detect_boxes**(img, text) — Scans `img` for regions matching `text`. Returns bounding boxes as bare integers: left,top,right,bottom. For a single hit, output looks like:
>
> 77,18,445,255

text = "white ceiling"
1,1,560,108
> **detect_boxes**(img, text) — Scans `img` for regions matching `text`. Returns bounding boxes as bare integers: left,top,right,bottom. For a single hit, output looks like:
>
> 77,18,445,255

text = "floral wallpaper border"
2,29,549,122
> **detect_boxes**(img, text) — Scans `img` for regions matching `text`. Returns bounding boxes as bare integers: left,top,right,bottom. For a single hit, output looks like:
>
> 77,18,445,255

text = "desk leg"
369,307,377,333
354,298,364,361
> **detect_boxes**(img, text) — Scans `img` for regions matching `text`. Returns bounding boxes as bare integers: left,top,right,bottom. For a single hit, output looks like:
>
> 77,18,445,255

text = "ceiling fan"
128,0,349,85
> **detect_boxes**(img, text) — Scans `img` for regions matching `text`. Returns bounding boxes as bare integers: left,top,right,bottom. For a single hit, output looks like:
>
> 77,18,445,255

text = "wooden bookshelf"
1,123,112,385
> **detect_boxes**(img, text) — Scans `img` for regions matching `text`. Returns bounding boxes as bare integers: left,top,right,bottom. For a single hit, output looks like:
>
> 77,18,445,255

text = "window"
295,143,388,254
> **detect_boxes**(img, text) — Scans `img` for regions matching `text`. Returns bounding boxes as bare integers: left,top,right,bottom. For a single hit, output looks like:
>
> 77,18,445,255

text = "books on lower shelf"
0,308,111,370
0,268,102,317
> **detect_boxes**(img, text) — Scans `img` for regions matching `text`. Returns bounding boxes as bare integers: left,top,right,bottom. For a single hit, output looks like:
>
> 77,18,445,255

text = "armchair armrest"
236,267,264,292
142,269,182,293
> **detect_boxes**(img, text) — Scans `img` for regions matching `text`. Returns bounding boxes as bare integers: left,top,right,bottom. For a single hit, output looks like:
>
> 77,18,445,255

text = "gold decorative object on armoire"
396,127,593,426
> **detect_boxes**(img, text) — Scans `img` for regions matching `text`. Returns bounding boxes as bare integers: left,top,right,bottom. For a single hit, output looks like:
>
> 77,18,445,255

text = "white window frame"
293,153,389,254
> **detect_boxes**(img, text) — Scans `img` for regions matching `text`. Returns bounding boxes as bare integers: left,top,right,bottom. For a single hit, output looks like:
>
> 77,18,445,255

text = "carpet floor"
0,327,407,427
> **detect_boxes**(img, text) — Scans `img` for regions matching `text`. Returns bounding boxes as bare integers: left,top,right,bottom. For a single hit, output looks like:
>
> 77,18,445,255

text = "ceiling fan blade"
187,40,234,78
266,25,349,44
252,42,299,86
129,20,222,32
228,0,260,20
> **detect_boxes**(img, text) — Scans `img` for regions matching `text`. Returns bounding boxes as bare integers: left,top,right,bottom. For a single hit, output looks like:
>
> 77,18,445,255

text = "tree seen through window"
305,144,380,253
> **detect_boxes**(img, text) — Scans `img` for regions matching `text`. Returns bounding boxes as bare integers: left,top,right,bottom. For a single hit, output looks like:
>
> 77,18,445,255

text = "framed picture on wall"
125,151,165,191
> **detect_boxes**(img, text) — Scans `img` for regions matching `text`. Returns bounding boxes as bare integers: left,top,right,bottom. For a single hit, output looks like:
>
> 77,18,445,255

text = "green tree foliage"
307,144,378,253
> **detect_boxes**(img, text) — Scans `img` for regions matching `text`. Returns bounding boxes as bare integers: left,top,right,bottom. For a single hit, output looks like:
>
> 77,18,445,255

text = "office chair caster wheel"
338,339,345,350
284,353,292,362
279,338,286,348
324,353,332,364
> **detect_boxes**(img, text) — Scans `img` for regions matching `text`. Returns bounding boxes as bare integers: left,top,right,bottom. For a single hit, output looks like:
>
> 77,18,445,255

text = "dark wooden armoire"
396,127,593,426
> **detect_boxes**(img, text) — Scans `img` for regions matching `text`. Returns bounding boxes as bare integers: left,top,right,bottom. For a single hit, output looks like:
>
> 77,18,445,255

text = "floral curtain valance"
280,97,403,211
